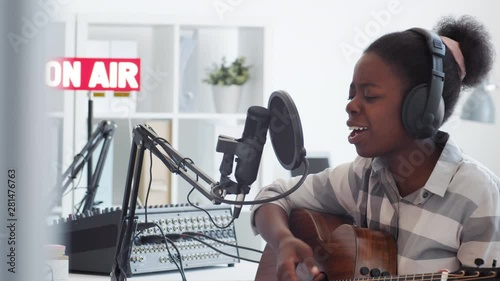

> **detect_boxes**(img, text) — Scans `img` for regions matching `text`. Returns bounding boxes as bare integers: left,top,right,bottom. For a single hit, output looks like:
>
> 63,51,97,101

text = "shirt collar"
423,131,462,197
372,157,385,173
370,131,462,197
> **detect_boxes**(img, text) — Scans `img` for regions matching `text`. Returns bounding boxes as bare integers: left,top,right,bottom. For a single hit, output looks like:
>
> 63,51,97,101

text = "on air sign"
46,58,141,91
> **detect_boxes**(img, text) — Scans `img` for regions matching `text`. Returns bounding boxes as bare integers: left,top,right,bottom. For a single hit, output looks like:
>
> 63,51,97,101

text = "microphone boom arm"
49,120,116,214
134,124,220,199
111,124,226,281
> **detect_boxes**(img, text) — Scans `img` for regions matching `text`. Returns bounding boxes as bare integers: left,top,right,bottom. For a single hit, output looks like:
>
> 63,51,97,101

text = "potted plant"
203,56,250,113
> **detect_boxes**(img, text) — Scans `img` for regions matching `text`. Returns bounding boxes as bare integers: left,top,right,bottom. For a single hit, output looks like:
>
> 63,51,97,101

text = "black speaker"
401,28,446,139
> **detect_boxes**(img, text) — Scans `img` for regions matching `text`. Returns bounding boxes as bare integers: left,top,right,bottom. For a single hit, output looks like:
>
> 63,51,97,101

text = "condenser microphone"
234,106,271,186
232,106,271,218
214,90,307,218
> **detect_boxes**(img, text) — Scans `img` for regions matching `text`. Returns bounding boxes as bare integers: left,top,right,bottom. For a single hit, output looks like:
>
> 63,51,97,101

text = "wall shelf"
53,13,273,213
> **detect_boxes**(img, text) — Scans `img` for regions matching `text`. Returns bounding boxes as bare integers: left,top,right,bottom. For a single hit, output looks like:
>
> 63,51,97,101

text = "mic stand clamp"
215,134,257,219
217,176,250,198
215,135,253,194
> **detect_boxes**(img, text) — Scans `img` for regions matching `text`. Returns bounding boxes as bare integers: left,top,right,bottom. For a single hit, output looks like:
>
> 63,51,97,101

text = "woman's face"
346,52,413,158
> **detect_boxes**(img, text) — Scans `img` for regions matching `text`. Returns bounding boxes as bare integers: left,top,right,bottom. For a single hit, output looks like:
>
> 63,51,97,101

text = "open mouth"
348,126,368,143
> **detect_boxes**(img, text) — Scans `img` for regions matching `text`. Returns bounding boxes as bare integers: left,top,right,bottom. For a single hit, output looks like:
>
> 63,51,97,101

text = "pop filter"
268,90,306,170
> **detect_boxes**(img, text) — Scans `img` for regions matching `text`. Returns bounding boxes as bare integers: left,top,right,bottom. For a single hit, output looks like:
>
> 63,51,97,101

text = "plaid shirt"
251,131,500,274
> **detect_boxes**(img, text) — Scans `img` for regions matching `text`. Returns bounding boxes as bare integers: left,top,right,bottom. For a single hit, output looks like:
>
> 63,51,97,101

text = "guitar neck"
332,269,499,281
337,272,451,281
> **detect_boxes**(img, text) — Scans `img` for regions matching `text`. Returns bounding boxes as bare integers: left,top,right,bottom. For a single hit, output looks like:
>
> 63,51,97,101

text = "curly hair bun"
434,15,495,87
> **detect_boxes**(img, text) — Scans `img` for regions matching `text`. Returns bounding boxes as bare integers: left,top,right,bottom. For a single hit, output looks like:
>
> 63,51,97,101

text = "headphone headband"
405,28,446,138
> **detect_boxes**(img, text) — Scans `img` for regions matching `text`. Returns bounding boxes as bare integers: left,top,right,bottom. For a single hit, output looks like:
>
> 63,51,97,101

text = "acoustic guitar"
255,208,499,281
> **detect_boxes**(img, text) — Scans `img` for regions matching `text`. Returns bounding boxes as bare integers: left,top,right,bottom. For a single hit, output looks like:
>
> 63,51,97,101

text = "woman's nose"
346,96,360,115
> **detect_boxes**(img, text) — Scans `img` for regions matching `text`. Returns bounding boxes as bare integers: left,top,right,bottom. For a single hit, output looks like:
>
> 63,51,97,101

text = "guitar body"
255,209,397,281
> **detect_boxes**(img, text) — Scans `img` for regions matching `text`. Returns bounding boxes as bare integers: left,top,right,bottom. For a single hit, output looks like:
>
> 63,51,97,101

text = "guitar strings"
334,272,495,281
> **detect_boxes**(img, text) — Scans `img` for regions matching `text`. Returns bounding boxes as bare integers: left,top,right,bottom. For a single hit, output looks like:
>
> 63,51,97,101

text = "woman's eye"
364,96,377,100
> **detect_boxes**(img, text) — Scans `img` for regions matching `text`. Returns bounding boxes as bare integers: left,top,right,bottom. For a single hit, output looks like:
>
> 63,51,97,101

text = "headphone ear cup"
402,84,445,139
433,97,445,132
402,84,430,138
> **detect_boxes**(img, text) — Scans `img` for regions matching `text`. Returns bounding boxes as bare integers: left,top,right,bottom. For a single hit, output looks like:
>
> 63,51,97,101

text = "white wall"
61,0,500,176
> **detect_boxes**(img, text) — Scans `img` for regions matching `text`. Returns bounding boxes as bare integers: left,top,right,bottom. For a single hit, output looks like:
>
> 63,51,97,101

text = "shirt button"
423,192,429,198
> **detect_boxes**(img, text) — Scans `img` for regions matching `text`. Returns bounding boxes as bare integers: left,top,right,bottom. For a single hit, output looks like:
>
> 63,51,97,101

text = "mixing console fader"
48,204,239,276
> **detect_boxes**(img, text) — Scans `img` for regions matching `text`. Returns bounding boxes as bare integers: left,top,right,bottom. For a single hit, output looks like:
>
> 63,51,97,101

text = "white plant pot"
212,85,243,113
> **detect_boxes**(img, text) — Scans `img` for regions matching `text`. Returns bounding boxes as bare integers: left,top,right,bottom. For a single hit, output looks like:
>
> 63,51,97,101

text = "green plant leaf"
202,56,251,86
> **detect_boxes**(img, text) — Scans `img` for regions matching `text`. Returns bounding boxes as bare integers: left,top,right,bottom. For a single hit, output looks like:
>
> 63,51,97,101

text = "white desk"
69,261,259,281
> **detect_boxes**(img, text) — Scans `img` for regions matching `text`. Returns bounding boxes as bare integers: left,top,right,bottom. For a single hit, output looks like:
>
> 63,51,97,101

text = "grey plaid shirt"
251,131,500,274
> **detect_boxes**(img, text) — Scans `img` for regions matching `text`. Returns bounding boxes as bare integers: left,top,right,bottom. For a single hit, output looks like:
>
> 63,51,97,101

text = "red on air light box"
46,58,141,91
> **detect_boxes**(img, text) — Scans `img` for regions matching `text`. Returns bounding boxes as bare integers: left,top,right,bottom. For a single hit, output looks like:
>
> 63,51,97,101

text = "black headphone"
401,28,446,139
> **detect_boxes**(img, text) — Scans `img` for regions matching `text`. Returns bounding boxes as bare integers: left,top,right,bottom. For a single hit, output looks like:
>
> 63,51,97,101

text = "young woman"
252,15,499,281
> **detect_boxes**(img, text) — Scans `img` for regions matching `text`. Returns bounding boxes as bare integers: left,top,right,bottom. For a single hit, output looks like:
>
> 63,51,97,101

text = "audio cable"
135,222,187,281
181,231,263,255
179,232,261,264
187,187,236,229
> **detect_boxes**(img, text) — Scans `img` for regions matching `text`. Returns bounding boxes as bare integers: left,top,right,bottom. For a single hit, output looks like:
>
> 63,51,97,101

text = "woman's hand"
275,236,321,281
254,204,324,280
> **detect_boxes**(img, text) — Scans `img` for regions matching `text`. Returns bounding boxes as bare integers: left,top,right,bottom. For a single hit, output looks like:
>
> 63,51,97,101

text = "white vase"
212,85,243,113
